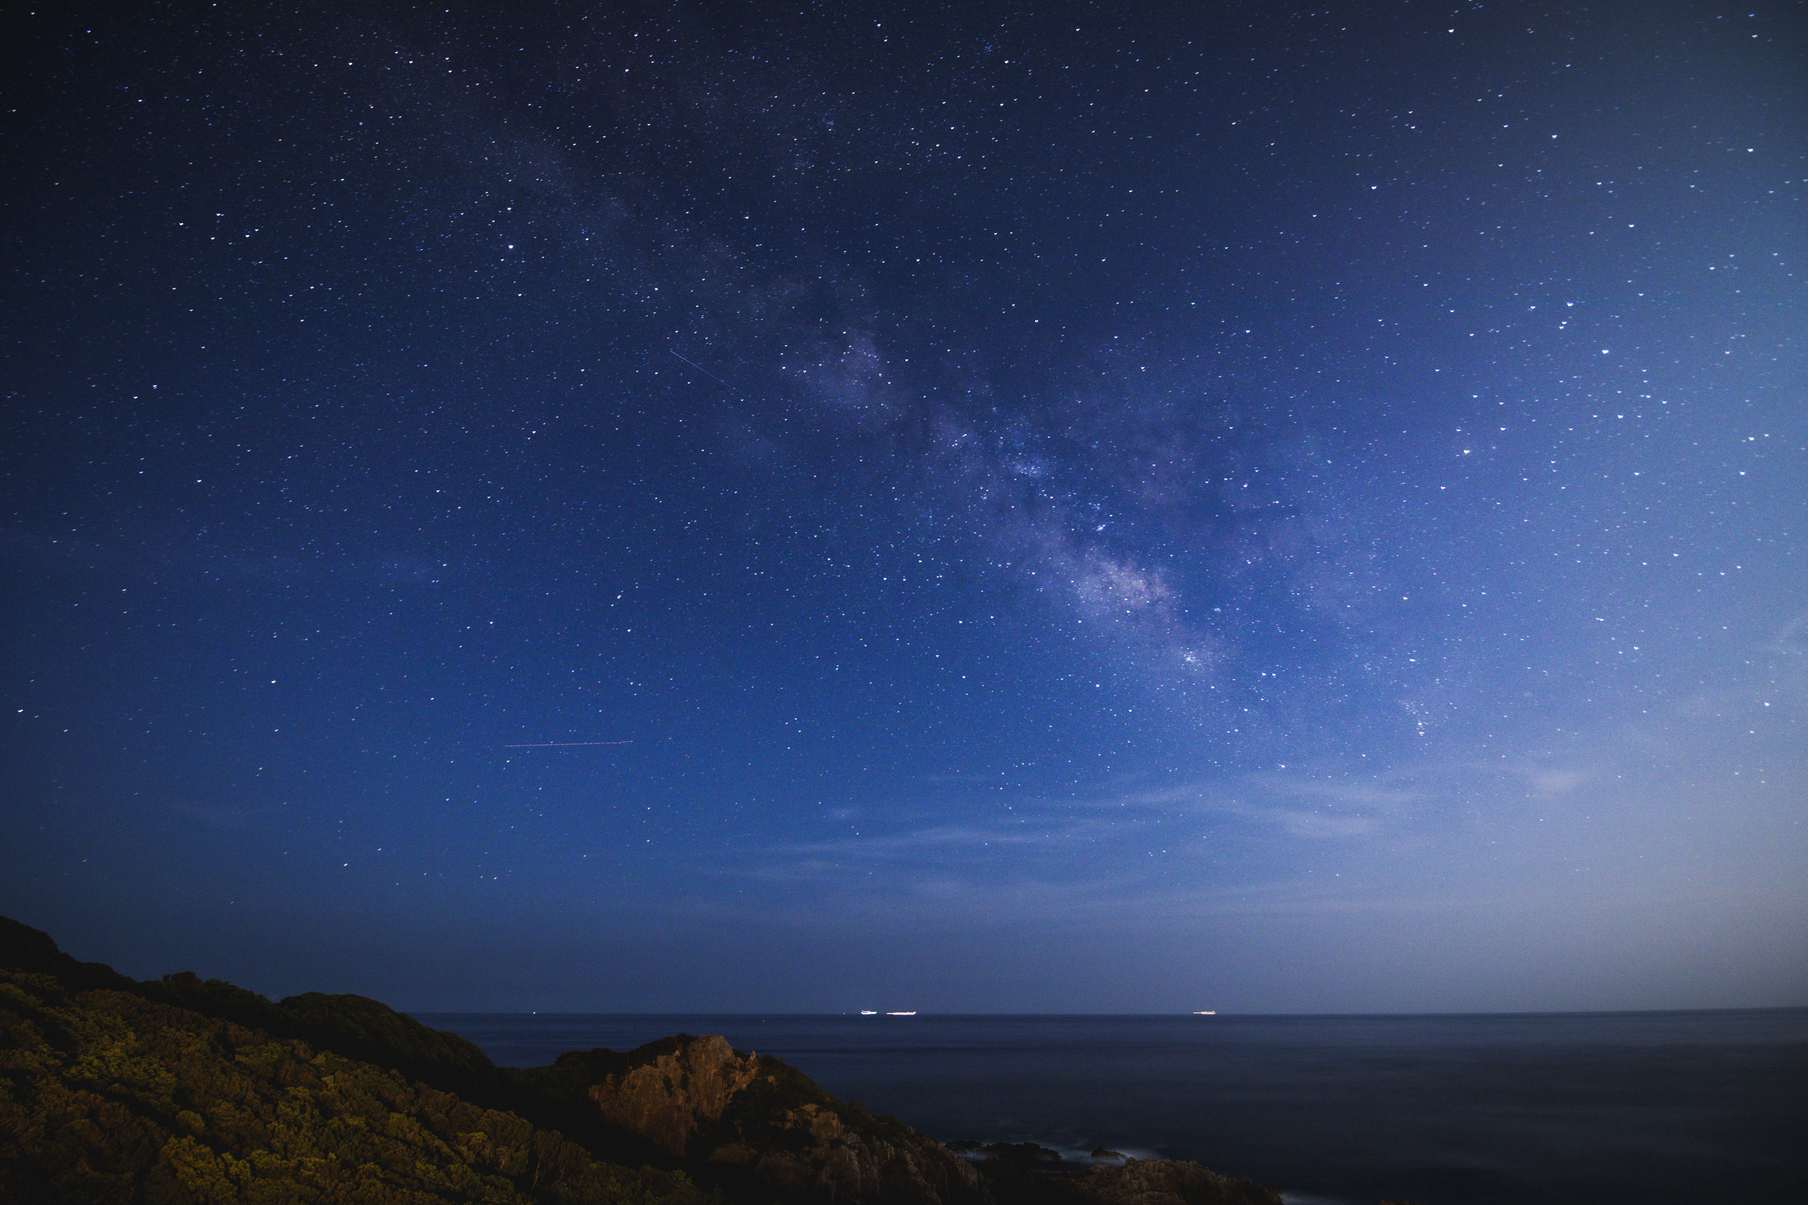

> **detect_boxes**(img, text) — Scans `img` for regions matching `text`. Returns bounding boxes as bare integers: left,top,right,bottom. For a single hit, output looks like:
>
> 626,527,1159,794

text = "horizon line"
406,1004,1808,1019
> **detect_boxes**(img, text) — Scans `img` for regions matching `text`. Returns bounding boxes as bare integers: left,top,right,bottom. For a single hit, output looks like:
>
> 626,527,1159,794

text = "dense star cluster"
3,2,1803,1012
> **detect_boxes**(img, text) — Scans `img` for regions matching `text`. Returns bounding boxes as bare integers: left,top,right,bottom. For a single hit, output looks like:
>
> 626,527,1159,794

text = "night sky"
4,2,1804,1013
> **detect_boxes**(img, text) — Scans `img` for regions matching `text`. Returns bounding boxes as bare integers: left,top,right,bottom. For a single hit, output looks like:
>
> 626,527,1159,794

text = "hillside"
0,917,1280,1205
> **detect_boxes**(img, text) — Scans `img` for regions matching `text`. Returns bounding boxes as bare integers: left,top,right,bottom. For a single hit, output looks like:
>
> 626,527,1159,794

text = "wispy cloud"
756,817,1118,865
1525,768,1590,799
1225,803,1384,839
1243,774,1429,810
1767,609,1808,658
729,768,1419,901
1050,768,1424,840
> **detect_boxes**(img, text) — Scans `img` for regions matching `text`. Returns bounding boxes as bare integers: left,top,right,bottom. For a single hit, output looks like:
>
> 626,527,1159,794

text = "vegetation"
1,916,1285,1204
0,916,706,1203
0,967,712,1203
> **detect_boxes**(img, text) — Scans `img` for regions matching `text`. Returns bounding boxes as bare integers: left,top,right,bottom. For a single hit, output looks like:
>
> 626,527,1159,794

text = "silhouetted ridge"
0,915,135,992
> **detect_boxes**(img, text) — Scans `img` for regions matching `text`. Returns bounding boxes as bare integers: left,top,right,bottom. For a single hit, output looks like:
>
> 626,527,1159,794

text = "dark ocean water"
422,1010,1808,1205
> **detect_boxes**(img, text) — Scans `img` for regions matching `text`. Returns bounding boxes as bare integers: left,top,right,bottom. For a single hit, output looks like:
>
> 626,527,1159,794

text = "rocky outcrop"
0,944,710,1203
0,916,667,1170
587,1033,986,1204
711,1098,986,1203
1,916,1286,1205
960,1142,1282,1205
588,1034,763,1155
1071,1157,1282,1205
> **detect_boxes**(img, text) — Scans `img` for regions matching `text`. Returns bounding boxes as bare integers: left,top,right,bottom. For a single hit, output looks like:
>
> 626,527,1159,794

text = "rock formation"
959,1142,1282,1205
586,1033,987,1203
0,947,708,1202
0,915,1286,1205
588,1034,764,1155
1072,1156,1282,1205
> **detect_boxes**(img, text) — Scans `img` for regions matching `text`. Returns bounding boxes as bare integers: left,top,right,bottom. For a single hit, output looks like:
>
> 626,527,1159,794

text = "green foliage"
143,972,501,1097
0,970,714,1204
280,992,493,1079
1,917,1289,1205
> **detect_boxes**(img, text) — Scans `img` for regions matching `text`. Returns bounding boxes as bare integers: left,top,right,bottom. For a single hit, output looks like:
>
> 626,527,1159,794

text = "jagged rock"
958,1142,1280,1205
1,916,1287,1205
735,1099,984,1203
588,1034,763,1156
588,1033,986,1203
0,961,710,1203
0,916,666,1171
1071,1157,1282,1205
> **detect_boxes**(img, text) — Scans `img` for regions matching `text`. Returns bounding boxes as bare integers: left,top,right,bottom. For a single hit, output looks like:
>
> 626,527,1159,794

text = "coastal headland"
0,915,1289,1204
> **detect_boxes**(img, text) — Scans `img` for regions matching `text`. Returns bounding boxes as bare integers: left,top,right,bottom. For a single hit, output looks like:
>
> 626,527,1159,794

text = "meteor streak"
502,740,635,749
668,347,732,388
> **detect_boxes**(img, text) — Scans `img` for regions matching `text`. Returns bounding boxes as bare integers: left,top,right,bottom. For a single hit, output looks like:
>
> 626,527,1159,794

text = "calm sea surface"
422,1010,1808,1205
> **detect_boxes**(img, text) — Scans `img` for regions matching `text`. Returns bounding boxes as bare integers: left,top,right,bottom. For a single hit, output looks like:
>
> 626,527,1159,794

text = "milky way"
3,2,1803,1011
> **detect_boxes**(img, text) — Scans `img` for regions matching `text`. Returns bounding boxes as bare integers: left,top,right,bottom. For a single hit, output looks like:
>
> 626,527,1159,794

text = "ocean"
422,1009,1808,1205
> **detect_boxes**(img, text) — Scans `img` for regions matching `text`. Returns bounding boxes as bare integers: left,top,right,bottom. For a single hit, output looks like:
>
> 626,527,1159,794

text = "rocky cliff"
960,1142,1282,1205
572,1034,1279,1205
582,1033,986,1203
1,915,1285,1205
587,1035,764,1156
0,963,709,1202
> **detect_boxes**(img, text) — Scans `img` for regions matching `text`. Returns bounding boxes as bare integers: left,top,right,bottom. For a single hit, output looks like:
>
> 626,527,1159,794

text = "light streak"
668,347,732,388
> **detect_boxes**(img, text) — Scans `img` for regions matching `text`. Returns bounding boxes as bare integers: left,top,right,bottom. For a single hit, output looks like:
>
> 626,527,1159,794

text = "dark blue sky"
4,1,1803,1012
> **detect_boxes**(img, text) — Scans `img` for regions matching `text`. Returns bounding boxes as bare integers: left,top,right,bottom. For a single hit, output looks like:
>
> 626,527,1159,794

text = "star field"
2,1,1804,1011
